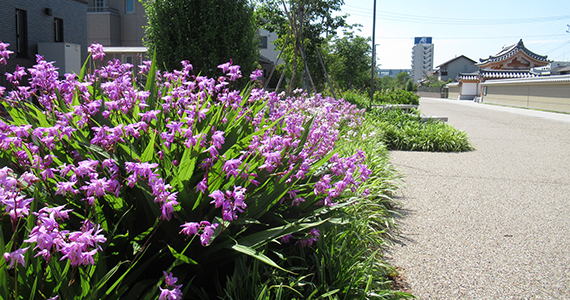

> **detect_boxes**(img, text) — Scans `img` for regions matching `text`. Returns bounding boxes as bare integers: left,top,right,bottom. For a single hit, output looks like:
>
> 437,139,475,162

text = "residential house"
258,28,282,85
435,55,477,82
0,0,88,85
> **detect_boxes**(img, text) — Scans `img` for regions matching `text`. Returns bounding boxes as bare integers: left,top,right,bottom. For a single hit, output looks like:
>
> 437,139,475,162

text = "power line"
375,34,568,40
343,5,570,25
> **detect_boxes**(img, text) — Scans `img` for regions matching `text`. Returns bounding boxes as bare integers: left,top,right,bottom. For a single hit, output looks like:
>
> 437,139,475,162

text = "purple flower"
222,158,242,178
211,131,225,149
200,223,219,246
180,222,200,236
159,272,183,300
139,110,161,122
0,42,13,65
179,221,219,246
88,43,106,61
209,190,225,208
280,234,293,244
196,177,208,193
81,178,113,198
217,61,231,73
3,247,29,268
228,65,242,81
55,181,79,196
250,69,263,81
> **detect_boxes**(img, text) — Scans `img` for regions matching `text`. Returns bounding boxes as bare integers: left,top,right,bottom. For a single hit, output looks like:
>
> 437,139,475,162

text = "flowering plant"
0,43,370,298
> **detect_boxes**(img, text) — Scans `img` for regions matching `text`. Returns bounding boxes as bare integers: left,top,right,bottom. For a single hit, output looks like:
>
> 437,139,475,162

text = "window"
126,0,135,13
260,36,268,49
54,18,64,42
95,0,105,8
15,9,28,57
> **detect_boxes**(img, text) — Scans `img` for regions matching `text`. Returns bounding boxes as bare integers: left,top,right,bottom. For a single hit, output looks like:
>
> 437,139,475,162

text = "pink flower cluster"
25,209,106,266
0,42,13,65
159,271,183,300
180,221,219,246
125,161,179,221
0,167,35,221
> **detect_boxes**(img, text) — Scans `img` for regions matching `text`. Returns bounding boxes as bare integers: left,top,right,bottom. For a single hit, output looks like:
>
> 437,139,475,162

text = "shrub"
0,43,377,299
341,90,370,109
373,90,419,106
373,109,472,152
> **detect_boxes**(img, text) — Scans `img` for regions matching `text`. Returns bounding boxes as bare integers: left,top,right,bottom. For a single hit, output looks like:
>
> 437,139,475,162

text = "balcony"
88,7,120,15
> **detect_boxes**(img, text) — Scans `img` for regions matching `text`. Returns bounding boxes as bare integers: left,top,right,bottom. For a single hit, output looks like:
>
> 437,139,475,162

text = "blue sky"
337,0,570,69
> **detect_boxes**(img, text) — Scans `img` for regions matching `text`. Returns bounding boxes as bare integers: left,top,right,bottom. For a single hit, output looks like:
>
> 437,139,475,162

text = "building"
258,28,282,85
411,37,434,82
87,0,148,66
0,0,88,85
378,69,412,78
435,55,477,82
452,39,550,101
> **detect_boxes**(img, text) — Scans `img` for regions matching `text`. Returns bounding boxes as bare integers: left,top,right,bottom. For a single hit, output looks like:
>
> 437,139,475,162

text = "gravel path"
387,98,570,299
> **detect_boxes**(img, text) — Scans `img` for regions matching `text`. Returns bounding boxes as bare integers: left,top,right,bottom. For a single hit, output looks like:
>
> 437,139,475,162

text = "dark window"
441,71,448,76
54,18,64,42
126,0,135,13
260,36,268,49
15,9,28,57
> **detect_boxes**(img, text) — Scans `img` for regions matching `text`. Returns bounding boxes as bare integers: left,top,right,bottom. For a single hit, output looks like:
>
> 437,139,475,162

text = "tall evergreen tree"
142,0,259,78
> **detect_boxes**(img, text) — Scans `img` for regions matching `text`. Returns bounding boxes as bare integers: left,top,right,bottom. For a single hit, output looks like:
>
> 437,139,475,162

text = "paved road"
387,98,570,299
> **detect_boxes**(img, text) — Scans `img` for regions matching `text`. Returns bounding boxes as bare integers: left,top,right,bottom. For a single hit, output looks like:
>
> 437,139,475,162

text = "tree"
142,0,259,78
256,0,349,92
325,31,371,91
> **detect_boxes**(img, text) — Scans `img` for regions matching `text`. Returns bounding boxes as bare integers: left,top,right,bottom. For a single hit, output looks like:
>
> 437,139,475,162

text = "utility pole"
370,0,377,107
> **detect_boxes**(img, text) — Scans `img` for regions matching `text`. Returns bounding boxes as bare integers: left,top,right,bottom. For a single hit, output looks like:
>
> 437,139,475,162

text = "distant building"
87,0,148,67
0,0,88,84
378,69,411,78
435,55,477,82
258,27,283,85
533,61,570,76
411,37,434,82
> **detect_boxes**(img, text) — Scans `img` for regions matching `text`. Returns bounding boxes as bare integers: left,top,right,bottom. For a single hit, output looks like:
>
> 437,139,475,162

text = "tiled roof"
482,74,570,85
457,69,539,81
477,39,549,66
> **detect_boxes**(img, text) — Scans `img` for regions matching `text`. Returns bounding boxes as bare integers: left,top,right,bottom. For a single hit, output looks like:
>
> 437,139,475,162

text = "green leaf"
140,130,156,162
167,245,198,265
145,50,158,109
230,244,294,274
318,289,340,298
78,53,91,82
173,148,197,190
237,218,328,249
84,261,130,300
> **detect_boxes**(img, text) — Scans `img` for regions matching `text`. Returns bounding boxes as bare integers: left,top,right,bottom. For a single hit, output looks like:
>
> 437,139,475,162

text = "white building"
411,36,434,82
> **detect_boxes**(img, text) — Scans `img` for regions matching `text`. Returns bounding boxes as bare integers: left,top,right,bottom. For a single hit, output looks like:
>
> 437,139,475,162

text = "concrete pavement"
387,98,570,299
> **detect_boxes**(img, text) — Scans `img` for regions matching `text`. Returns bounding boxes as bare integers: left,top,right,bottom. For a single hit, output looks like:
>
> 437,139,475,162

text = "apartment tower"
411,36,434,82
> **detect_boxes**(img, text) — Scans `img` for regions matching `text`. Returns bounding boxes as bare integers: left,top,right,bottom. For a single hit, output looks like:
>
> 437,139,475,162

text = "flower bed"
0,43,385,298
